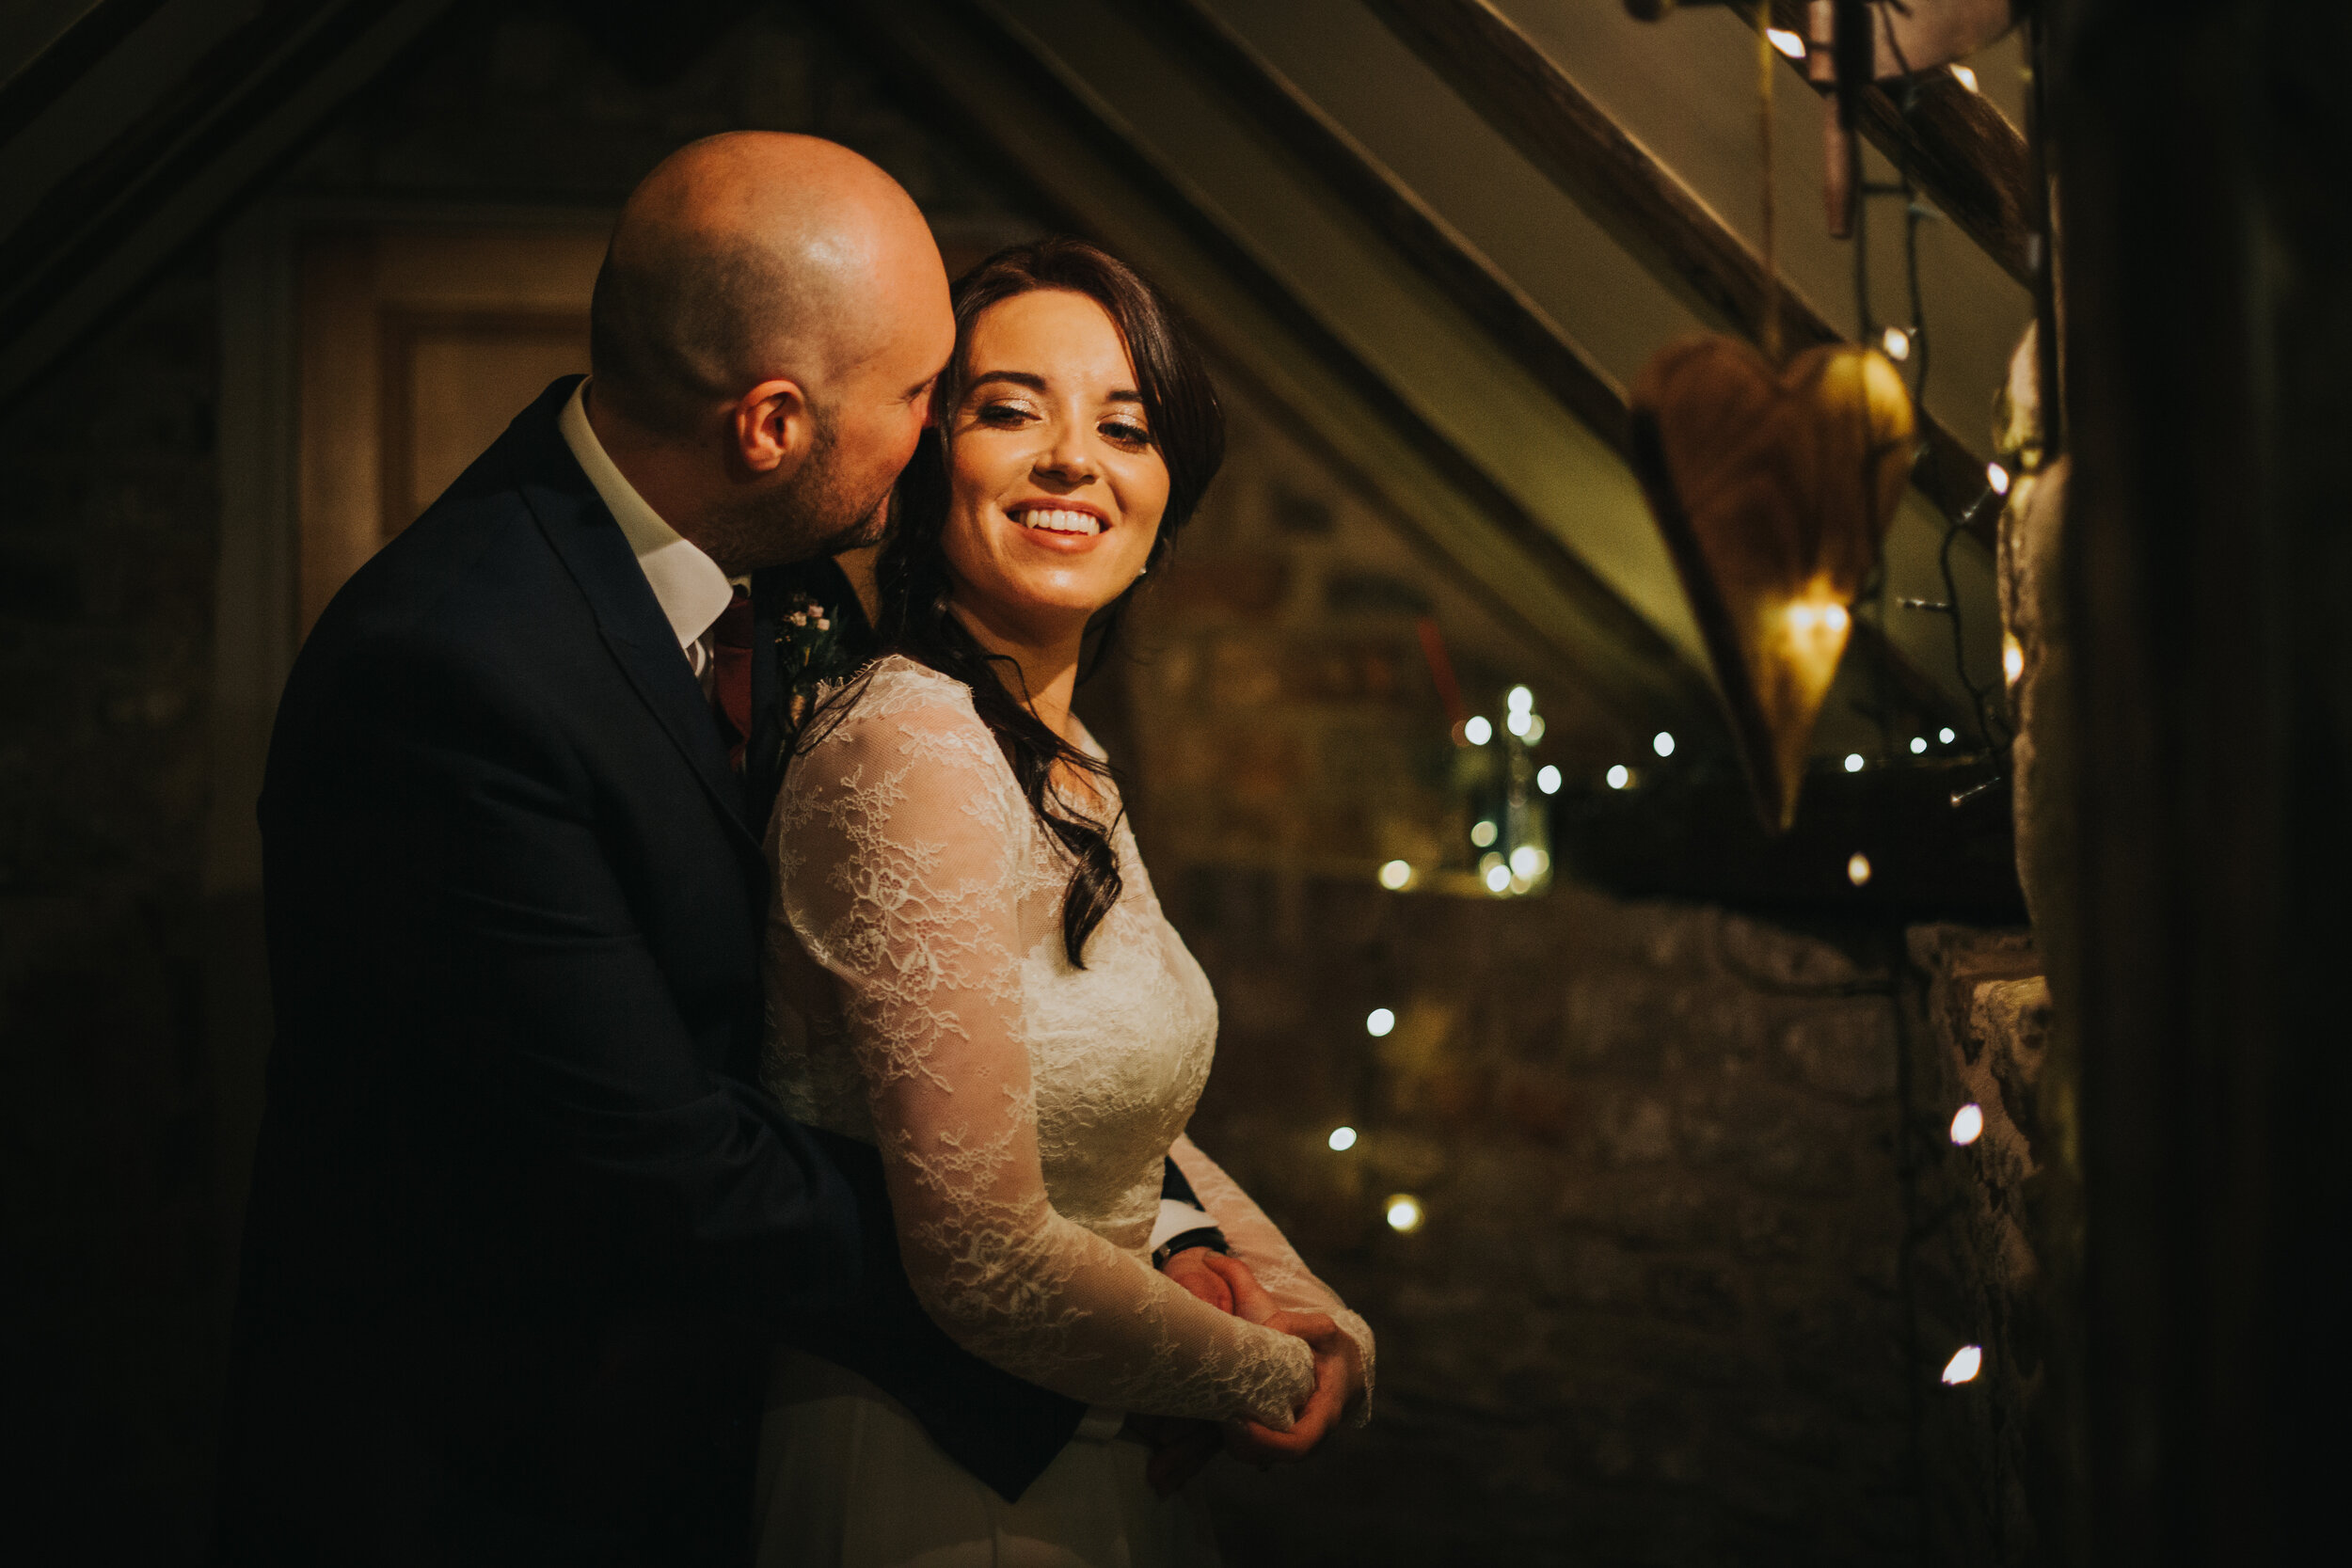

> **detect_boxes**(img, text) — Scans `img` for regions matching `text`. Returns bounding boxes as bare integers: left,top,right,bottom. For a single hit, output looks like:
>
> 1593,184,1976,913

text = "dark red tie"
710,586,754,772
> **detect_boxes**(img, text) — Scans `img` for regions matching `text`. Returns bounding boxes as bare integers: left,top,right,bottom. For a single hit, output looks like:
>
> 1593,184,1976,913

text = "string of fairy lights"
1337,29,2029,1449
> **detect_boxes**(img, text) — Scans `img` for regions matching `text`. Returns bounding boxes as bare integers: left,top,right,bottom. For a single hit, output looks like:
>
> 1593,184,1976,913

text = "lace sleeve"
1170,1133,1376,1425
778,676,1316,1427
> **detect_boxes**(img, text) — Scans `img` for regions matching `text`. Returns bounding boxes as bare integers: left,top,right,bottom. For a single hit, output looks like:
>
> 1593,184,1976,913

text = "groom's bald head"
590,133,946,438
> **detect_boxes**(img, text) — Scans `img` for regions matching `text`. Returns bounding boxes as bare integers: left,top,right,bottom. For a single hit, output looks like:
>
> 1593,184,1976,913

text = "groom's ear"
731,378,816,477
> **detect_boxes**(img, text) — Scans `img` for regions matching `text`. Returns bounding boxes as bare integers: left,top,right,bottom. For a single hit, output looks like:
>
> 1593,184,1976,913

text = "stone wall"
1161,876,1925,1566
1905,926,2051,1567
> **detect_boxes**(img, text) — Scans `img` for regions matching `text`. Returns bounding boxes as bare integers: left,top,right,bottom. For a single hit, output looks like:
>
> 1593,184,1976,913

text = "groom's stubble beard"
701,404,894,572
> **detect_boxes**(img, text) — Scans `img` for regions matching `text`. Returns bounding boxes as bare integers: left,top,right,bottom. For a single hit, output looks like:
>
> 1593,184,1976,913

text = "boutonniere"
773,592,851,733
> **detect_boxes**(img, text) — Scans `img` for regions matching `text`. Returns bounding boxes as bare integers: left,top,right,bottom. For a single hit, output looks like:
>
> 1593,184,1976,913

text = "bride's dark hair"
876,237,1225,967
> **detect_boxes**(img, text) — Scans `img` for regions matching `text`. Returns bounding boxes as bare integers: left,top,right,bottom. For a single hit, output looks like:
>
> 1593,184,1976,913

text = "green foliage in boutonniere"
773,590,863,736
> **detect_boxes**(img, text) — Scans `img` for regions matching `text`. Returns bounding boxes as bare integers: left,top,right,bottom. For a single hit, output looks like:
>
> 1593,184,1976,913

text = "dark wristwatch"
1152,1227,1230,1270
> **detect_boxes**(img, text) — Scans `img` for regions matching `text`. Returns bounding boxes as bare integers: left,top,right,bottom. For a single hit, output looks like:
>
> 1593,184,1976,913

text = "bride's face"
939,289,1168,641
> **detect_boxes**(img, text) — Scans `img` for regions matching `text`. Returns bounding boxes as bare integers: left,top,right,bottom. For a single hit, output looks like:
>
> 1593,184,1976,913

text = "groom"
215,134,1341,1566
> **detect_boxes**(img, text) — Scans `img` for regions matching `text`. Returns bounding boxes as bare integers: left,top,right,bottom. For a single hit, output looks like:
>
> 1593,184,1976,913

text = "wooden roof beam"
1361,0,1996,542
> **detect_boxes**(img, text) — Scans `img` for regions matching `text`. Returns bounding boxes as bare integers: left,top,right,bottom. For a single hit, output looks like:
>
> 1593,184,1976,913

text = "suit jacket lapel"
513,383,755,855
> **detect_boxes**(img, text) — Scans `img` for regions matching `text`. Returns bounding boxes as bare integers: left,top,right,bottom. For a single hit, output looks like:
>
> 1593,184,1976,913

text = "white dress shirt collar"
558,378,734,657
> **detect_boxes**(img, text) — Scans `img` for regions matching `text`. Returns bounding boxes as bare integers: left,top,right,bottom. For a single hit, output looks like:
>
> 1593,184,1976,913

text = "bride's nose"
1032,420,1098,486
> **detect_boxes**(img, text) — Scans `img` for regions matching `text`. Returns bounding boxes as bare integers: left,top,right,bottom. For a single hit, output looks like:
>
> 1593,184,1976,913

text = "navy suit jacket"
215,379,1087,1567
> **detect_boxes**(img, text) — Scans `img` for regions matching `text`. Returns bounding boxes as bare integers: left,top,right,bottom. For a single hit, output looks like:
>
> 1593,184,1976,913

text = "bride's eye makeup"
1099,414,1152,448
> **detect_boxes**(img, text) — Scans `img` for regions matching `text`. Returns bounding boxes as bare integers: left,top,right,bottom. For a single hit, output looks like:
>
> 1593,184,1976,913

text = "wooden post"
2053,0,2352,1560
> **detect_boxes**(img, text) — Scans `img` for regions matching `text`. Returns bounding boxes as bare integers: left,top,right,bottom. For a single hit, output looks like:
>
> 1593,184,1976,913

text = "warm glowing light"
1767,26,1806,59
1470,819,1498,847
1986,461,2011,496
1606,765,1630,790
1949,1102,1985,1146
1941,1345,1983,1385
1485,864,1513,894
1844,752,1865,774
1848,852,1872,887
1506,685,1534,715
1379,859,1412,890
1939,727,1957,744
1506,709,1533,737
1522,714,1545,744
1910,736,1928,755
1385,1194,1425,1233
1949,62,1980,94
1881,325,1912,362
1327,1125,1359,1152
1510,845,1547,879
1537,765,1563,795
1653,731,1676,758
1365,1007,1395,1037
1464,716,1492,745
2003,633,2026,687
1824,603,1850,634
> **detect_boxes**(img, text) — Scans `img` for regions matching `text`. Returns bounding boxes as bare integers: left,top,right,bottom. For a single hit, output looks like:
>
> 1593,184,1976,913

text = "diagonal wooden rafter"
0,0,462,407
1363,0,1999,544
1151,0,1966,729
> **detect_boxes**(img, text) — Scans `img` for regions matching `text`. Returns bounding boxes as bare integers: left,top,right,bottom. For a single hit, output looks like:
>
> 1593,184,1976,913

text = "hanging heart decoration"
1629,334,1915,832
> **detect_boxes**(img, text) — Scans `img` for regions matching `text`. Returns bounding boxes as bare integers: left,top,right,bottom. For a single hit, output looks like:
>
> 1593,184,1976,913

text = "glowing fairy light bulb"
1378,860,1412,890
1987,461,2011,497
1844,752,1865,774
1327,1126,1358,1152
1464,716,1492,745
1949,1102,1985,1146
1847,852,1872,887
1941,1345,1983,1385
1537,765,1562,795
1365,1007,1395,1037
1881,325,1912,361
1385,1194,1425,1233
1653,731,1676,758
1606,765,1630,790
1510,846,1547,879
1939,727,1957,745
1767,26,1805,59
1470,819,1498,847
1485,863,1512,894
2003,633,2026,686
1949,63,1980,94
1910,736,1928,754
1506,709,1532,737
1506,686,1534,715
1824,603,1850,633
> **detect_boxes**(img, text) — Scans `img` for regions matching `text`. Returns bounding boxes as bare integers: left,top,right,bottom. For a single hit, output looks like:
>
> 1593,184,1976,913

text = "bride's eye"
975,399,1036,426
1100,417,1152,448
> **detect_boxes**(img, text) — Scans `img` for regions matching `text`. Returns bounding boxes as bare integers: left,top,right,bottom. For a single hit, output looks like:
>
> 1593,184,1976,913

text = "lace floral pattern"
764,657,1317,1426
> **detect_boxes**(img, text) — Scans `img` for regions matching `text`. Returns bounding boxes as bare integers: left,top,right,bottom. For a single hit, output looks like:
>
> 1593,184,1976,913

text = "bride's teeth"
1016,509,1102,536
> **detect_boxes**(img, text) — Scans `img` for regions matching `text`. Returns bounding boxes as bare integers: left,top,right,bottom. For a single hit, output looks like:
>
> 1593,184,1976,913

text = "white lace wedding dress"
753,656,1373,1568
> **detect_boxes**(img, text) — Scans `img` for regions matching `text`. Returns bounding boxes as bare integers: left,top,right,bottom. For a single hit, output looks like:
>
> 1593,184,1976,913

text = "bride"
752,238,1374,1566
